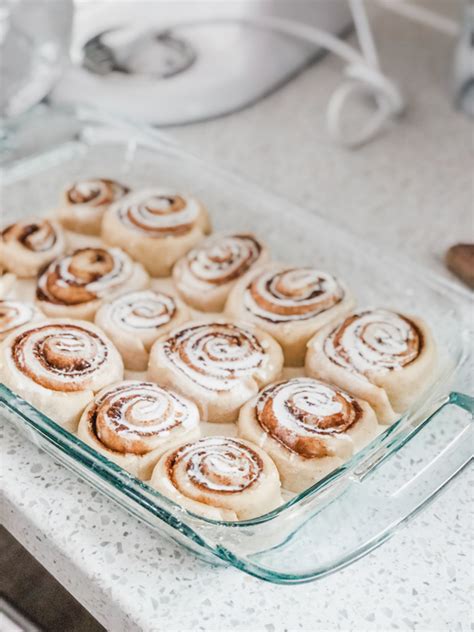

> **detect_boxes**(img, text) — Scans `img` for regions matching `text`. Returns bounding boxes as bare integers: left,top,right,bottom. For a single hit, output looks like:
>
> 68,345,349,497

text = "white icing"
324,309,420,375
0,300,38,335
37,247,135,302
12,323,108,389
95,381,198,442
163,322,264,391
102,289,176,335
68,179,127,207
3,219,61,252
257,377,355,437
114,188,200,235
244,267,343,322
171,437,261,493
23,222,56,251
184,234,261,285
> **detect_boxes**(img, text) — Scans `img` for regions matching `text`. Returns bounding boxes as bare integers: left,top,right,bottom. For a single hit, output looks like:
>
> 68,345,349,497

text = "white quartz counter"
1,3,473,630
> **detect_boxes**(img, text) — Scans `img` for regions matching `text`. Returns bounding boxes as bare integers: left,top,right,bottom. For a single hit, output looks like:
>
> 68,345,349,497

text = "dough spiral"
36,247,149,320
0,218,65,277
173,233,267,312
0,319,123,431
238,376,379,492
324,309,422,375
226,265,354,366
148,320,284,422
78,380,201,479
150,436,282,520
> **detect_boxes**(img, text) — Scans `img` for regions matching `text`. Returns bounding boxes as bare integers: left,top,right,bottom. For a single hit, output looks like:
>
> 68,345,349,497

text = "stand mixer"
52,1,352,126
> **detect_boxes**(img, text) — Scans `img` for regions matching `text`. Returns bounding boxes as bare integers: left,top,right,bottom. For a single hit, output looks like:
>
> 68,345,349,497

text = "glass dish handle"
449,390,474,414
215,391,473,584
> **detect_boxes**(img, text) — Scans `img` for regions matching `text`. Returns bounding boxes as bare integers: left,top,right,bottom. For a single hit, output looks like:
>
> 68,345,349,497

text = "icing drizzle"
256,377,360,457
162,322,264,391
11,323,110,391
2,219,59,252
36,247,135,306
183,234,262,286
88,381,199,455
113,189,200,237
103,289,176,332
244,267,344,323
0,300,38,336
166,436,263,494
324,309,422,376
67,178,129,207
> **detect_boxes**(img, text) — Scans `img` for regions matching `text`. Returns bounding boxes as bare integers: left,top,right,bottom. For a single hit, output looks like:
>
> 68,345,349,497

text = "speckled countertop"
1,3,473,631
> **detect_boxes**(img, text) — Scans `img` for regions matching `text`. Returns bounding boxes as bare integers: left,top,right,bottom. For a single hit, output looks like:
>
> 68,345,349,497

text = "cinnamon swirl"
150,436,282,520
78,380,200,479
57,178,129,235
225,264,355,366
305,309,437,424
36,247,149,321
0,319,124,431
95,289,190,371
102,188,211,277
238,377,378,492
0,300,44,341
148,319,284,423
172,233,269,312
1,218,65,278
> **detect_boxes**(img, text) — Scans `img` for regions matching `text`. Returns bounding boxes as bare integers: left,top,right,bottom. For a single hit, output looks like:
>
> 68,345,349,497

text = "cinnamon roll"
0,268,15,298
238,377,378,492
150,436,282,520
57,178,129,235
0,320,124,431
102,188,211,277
148,319,284,423
172,233,269,312
0,300,44,341
305,309,437,424
0,218,65,278
36,247,149,321
225,264,355,366
95,289,190,371
78,380,201,479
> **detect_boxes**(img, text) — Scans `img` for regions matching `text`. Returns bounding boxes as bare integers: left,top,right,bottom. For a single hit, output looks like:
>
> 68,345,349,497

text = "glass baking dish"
1,107,472,584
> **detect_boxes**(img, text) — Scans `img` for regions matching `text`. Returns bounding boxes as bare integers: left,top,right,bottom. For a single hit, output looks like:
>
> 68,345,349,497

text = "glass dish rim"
0,105,472,532
2,105,473,305
2,382,472,585
0,381,450,528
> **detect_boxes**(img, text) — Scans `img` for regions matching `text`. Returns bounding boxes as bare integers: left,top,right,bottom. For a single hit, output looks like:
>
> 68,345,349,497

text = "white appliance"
52,1,352,125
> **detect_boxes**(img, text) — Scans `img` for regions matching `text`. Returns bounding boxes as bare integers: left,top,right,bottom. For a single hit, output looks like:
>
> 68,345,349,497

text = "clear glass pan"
1,107,472,583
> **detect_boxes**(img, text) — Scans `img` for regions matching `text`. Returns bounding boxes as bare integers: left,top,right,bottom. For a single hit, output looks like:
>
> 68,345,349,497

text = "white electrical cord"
244,11,405,148
375,0,459,36
244,0,458,148
74,1,459,148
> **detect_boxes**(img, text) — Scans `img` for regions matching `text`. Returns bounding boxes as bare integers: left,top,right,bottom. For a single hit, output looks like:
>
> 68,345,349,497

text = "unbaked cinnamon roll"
78,380,201,479
57,178,129,235
148,319,283,423
305,309,437,424
102,188,211,277
238,377,378,492
0,218,65,278
95,289,190,371
225,264,355,366
0,267,15,298
0,300,44,341
0,320,124,431
36,247,149,321
172,233,269,312
150,436,282,520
